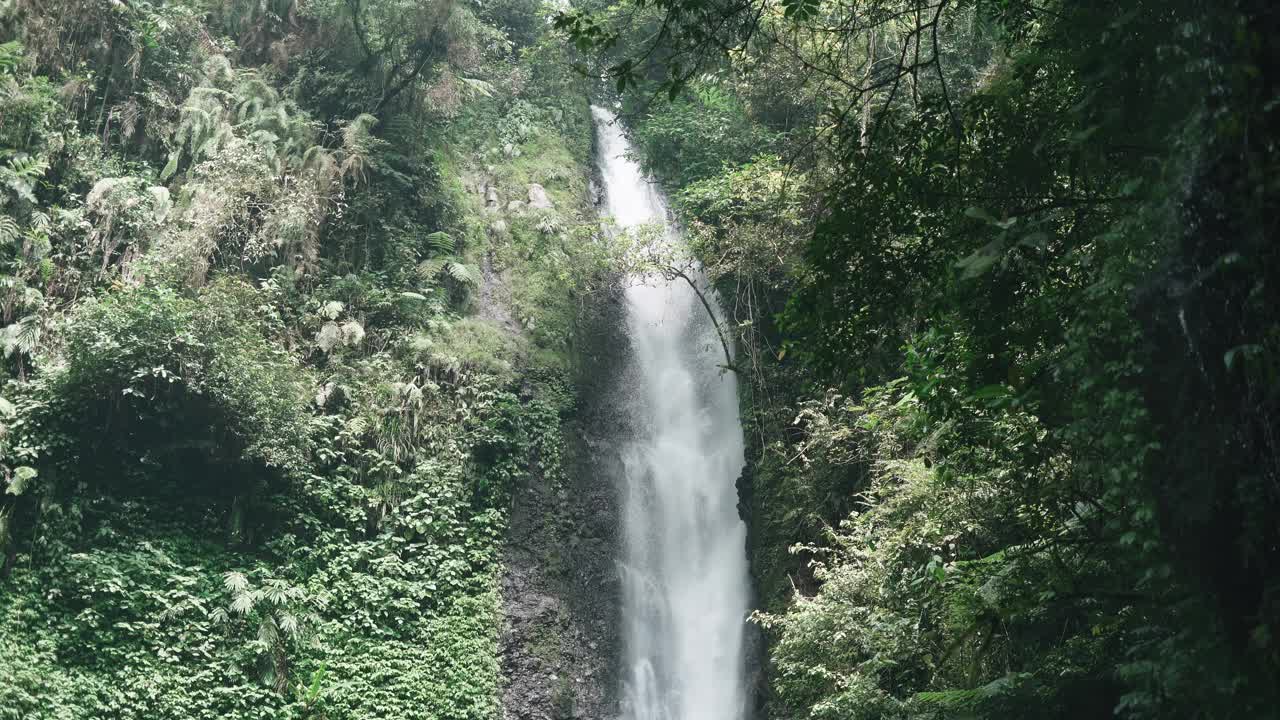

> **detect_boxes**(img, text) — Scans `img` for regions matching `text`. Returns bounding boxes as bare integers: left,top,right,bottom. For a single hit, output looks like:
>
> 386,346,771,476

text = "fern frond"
425,231,455,256
339,154,368,185
344,416,369,438
416,257,447,281
445,261,479,287
301,146,336,183
0,215,18,243
247,129,280,147
342,113,379,149
6,154,47,178
201,55,235,85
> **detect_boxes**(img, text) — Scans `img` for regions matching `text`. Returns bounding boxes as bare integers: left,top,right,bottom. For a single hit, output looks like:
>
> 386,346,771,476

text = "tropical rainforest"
1,0,1277,718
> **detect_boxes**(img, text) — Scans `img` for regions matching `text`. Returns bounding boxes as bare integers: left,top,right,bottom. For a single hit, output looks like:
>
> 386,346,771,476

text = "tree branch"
668,265,739,374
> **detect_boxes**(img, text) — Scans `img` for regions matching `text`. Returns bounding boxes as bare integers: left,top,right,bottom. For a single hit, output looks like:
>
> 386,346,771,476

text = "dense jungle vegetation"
557,0,1280,717
0,0,616,716
2,0,1278,718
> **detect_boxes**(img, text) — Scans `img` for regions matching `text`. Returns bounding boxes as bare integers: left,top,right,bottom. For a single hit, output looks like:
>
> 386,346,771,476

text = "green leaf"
781,0,821,20
160,150,180,181
446,261,479,287
956,239,1005,279
970,384,1010,401
1224,344,1263,370
425,231,455,256
223,571,249,593
7,466,36,495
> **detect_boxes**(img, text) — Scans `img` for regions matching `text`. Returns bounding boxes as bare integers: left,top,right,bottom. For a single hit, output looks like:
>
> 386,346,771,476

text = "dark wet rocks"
498,281,631,720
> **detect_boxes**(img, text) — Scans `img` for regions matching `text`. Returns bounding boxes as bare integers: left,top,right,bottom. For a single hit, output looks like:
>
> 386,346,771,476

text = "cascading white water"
592,105,751,720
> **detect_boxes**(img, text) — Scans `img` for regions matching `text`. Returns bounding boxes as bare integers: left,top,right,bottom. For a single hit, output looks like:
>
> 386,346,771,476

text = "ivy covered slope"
561,0,1280,718
0,1,612,718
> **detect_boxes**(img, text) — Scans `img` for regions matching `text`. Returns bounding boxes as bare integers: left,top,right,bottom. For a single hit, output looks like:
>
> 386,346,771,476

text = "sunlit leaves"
426,231,456,256
4,465,36,496
224,571,250,594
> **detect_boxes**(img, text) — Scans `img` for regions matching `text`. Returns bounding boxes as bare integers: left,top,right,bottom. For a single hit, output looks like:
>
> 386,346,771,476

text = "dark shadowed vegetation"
558,0,1280,717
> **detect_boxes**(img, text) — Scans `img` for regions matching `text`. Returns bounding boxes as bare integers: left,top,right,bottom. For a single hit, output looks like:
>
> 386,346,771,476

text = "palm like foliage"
416,231,478,289
163,65,319,181
212,571,319,695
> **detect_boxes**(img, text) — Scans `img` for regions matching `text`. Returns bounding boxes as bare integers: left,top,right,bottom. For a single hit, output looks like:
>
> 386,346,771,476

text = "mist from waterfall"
591,105,751,720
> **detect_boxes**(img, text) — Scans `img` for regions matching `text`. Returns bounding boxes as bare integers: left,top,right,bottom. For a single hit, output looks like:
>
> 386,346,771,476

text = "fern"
1,155,48,203
6,155,47,178
0,41,21,76
235,74,279,122
301,145,337,182
446,261,479,287
425,231,456,256
0,215,18,243
416,256,447,281
342,113,379,148
339,114,381,185
416,241,478,288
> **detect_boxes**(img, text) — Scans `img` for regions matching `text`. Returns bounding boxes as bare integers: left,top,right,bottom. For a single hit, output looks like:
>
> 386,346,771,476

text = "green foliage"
629,84,777,188
0,2,607,718
213,570,321,694
59,281,311,473
677,154,812,287
407,317,524,381
582,0,1280,718
416,231,481,296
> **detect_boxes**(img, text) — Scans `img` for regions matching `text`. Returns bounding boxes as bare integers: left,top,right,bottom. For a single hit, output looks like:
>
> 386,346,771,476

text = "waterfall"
592,105,752,720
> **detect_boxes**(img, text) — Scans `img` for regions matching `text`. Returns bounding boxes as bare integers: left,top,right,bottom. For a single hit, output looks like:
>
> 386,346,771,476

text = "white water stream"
592,106,751,720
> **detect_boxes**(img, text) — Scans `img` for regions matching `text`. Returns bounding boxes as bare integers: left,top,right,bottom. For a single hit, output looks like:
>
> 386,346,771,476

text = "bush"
56,280,311,483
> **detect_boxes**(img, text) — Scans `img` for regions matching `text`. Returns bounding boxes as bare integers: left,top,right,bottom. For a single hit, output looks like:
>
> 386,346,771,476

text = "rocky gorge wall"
498,275,630,720
482,112,629,720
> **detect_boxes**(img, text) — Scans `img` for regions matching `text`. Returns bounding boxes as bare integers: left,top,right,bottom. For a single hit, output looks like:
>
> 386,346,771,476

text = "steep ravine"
496,103,764,720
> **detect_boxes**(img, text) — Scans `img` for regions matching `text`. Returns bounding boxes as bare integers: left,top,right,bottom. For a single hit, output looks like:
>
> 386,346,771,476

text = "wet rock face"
500,280,631,720
501,567,609,720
